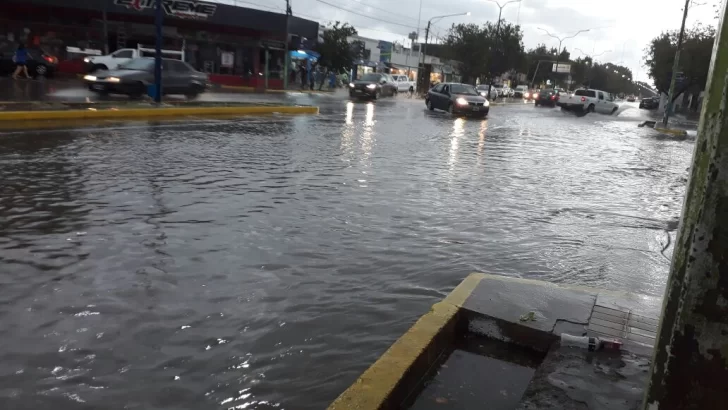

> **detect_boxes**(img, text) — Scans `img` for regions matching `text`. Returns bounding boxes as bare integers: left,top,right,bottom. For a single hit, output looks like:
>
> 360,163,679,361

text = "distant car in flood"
534,89,560,107
639,96,660,109
426,82,489,117
348,73,397,100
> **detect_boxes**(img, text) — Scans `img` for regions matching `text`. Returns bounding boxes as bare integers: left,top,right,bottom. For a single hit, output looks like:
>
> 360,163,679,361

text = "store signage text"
114,0,218,20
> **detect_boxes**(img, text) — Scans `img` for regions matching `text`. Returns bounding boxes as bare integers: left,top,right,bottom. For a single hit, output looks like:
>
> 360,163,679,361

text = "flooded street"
0,93,693,409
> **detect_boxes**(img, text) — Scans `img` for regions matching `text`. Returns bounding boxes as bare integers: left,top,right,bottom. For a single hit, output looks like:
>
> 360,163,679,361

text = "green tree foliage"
443,20,525,83
644,24,715,101
317,22,358,73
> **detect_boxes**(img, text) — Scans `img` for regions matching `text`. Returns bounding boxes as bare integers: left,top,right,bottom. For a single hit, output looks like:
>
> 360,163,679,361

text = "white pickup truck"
557,88,619,114
391,75,416,94
84,45,185,73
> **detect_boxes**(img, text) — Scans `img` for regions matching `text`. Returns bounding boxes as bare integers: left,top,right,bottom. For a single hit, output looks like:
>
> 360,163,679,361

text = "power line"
312,0,418,29
347,0,420,25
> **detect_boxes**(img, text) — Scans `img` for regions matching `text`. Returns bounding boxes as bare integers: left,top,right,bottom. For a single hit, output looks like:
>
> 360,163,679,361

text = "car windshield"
450,84,478,95
360,74,382,82
118,58,155,71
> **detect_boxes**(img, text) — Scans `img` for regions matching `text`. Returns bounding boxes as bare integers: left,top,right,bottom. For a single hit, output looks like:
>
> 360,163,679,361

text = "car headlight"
524,92,530,98
484,100,490,107
107,77,121,83
456,97,468,106
83,57,91,63
366,84,377,89
480,92,487,97
534,93,539,99
349,82,355,88
83,75,97,81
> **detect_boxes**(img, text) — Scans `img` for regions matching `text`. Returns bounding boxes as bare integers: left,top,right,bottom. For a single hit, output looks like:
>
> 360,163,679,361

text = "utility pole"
102,0,109,55
417,21,431,95
643,1,728,408
662,0,691,128
283,0,292,90
154,0,163,103
486,0,521,99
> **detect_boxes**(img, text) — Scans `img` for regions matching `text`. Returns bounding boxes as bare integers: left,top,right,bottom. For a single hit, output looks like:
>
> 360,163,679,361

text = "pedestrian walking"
12,43,31,80
328,71,336,89
299,63,307,90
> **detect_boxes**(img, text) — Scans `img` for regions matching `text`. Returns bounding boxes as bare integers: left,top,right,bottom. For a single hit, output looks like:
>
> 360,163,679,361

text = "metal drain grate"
588,305,659,346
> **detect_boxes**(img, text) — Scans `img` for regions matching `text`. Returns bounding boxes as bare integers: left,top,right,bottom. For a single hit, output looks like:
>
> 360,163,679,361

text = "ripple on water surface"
0,101,692,409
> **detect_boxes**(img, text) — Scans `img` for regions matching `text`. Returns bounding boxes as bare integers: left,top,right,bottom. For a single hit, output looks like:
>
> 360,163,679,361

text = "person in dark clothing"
12,44,31,80
299,63,307,90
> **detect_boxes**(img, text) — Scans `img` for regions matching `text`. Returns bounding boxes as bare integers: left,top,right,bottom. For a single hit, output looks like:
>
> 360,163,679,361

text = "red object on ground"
57,59,86,74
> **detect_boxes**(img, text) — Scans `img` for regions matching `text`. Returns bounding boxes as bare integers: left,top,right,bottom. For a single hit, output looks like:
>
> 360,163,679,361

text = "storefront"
2,0,319,88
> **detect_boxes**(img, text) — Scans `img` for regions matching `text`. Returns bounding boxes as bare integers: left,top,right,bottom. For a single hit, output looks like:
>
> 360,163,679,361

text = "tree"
644,24,715,101
442,20,524,83
559,48,570,61
317,22,358,73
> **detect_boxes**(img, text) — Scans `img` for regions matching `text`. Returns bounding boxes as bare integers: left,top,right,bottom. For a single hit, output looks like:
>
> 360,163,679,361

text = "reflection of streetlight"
419,12,470,93
485,0,521,99
537,27,591,90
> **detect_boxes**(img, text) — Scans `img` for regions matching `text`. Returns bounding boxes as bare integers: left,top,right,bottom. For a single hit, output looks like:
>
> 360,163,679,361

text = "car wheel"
408,87,414,97
90,64,108,73
611,107,618,115
393,89,398,97
129,83,146,100
185,91,199,100
587,104,595,113
35,64,48,77
448,103,455,115
373,89,380,100
426,99,434,111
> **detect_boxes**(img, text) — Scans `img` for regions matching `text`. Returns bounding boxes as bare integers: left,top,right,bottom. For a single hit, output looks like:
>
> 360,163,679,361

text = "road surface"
0,88,694,410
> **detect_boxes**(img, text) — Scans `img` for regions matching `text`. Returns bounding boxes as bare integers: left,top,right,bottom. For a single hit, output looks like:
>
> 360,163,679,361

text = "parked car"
523,89,539,101
391,74,416,95
84,45,184,72
0,45,58,77
513,85,529,98
349,73,397,100
502,86,514,97
639,96,660,109
534,89,560,107
557,88,619,114
426,82,489,117
627,95,636,102
476,85,498,100
83,57,209,99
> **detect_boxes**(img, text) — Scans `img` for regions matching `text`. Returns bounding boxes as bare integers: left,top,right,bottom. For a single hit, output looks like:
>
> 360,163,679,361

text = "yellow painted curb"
327,273,485,410
0,105,318,122
653,127,687,136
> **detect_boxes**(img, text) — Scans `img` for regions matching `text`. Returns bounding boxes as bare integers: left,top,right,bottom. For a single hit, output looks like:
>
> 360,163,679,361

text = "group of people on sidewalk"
289,61,346,91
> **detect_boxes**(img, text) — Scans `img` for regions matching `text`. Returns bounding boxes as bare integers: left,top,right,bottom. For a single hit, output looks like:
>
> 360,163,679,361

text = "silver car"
84,57,209,99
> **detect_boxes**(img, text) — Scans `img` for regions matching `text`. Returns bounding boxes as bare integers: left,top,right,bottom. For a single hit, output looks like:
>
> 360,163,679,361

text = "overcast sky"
218,0,719,83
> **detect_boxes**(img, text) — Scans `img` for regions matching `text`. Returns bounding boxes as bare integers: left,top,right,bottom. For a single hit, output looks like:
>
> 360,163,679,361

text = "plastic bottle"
560,333,599,351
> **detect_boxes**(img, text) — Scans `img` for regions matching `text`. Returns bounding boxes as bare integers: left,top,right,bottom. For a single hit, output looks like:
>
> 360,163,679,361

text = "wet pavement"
0,87,694,409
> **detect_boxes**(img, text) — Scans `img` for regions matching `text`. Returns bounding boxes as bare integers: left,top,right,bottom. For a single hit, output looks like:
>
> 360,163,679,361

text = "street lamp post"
485,0,521,99
537,27,590,90
418,12,470,94
153,0,163,103
663,0,691,128
575,47,611,87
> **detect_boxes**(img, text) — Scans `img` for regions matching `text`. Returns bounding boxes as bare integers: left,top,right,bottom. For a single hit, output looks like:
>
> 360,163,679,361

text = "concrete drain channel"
407,334,544,410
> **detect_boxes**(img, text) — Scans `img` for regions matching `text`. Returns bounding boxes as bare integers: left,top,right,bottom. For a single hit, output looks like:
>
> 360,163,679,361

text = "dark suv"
0,46,58,77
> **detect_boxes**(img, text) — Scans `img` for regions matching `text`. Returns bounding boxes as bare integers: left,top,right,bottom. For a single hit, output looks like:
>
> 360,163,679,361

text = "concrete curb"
0,105,319,122
327,273,486,410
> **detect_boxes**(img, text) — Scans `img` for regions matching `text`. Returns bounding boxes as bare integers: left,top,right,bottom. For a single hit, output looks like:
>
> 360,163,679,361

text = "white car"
391,75,416,94
476,85,498,100
557,88,619,114
84,45,185,73
513,85,529,98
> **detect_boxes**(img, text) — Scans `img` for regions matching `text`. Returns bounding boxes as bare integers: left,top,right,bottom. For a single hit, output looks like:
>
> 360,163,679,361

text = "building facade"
3,0,319,88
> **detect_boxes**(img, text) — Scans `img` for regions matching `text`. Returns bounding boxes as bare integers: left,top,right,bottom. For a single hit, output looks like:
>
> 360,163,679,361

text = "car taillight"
550,95,555,100
43,55,57,64
581,96,586,102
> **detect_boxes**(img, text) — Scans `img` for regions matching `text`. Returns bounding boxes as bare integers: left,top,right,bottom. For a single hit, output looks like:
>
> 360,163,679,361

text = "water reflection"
448,118,465,172
477,120,489,163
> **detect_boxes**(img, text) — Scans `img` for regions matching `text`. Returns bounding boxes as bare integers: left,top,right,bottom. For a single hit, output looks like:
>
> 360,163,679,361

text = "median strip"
0,101,318,123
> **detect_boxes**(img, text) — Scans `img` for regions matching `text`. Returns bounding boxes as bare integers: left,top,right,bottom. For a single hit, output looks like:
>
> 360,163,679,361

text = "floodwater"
0,95,693,409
